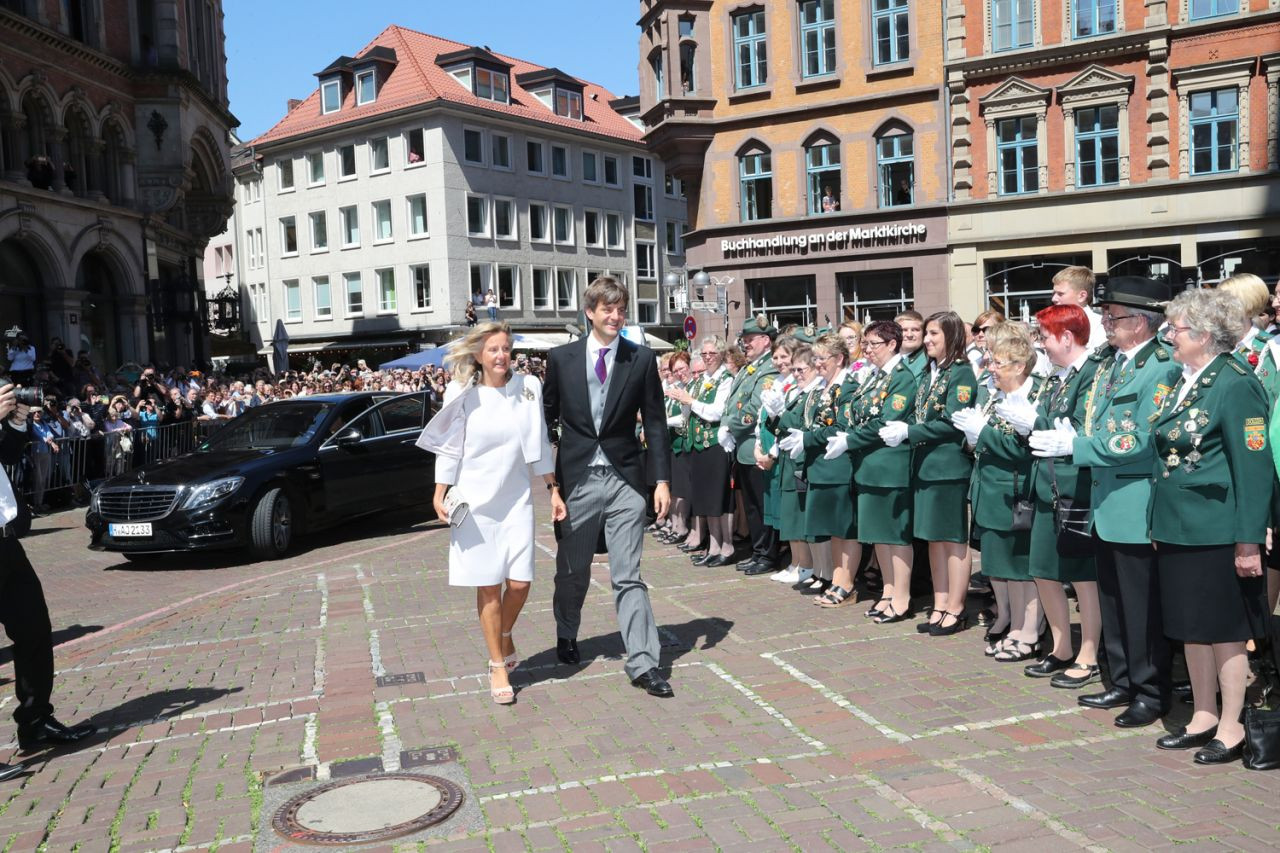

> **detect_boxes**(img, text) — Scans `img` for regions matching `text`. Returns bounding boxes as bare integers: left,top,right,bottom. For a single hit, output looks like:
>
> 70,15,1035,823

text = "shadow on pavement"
516,617,735,687
0,624,103,667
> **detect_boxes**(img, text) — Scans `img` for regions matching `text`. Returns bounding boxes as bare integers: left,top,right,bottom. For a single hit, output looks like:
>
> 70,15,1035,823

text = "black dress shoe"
800,578,831,596
736,557,760,573
17,717,97,751
1157,726,1218,751
631,668,674,698
678,542,704,553
1114,702,1164,728
1172,681,1193,700
1193,738,1245,765
0,762,27,783
1024,655,1072,678
701,555,733,568
556,638,580,665
1078,687,1130,710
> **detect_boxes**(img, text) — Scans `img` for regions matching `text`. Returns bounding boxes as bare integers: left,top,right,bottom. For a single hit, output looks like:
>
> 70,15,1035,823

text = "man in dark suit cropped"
0,383,97,782
543,277,674,697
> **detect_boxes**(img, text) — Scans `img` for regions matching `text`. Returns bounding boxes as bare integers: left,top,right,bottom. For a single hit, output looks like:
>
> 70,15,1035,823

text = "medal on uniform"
1166,449,1180,468
1120,411,1136,432
1106,415,1117,433
1167,427,1181,441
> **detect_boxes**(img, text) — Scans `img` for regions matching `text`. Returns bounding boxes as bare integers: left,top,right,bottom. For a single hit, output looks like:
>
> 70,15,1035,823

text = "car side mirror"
334,427,362,447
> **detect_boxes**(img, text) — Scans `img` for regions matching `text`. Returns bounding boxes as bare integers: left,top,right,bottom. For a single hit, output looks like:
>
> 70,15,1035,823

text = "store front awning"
257,338,411,355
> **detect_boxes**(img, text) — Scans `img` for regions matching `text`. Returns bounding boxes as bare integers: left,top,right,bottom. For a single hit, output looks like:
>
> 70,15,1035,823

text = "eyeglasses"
1101,313,1138,325
1165,324,1192,337
811,354,831,364
990,359,1015,370
700,351,719,358
863,339,888,349
973,325,995,334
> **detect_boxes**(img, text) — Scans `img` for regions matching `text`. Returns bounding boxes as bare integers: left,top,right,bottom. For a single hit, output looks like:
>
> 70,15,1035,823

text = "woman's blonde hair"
444,321,513,386
813,332,850,366
986,321,1037,375
1218,272,1270,320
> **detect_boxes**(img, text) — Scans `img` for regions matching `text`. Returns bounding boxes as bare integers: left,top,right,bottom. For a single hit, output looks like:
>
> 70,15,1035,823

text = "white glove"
951,407,984,448
823,432,848,461
717,425,736,454
995,399,1038,436
1029,417,1077,458
878,421,909,447
761,388,785,417
777,427,806,460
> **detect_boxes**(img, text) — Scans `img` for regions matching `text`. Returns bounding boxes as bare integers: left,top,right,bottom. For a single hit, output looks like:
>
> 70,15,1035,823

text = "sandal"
993,640,1040,663
872,603,912,624
501,631,518,673
816,585,854,608
985,636,1012,657
863,597,890,618
488,660,515,705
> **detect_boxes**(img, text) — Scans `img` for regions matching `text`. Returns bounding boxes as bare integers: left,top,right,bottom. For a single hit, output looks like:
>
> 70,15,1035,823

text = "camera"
4,325,22,342
0,375,44,407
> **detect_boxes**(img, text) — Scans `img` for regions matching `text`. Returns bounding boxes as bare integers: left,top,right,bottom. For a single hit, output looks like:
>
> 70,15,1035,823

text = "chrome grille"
98,486,180,522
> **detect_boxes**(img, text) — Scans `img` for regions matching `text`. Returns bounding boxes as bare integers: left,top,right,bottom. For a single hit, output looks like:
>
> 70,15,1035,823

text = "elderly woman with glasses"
969,311,1006,404
1146,288,1271,764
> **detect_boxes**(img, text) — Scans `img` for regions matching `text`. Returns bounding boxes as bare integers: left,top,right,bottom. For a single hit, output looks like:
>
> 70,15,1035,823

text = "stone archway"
74,250,123,371
0,238,47,348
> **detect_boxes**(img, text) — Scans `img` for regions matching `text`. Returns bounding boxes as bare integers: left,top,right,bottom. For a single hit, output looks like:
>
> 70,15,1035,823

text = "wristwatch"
546,481,560,491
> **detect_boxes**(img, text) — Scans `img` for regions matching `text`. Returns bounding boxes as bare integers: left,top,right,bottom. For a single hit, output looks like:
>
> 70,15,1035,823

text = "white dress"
435,375,554,587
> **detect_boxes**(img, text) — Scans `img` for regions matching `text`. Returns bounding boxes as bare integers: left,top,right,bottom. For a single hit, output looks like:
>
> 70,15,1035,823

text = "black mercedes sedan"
86,391,435,560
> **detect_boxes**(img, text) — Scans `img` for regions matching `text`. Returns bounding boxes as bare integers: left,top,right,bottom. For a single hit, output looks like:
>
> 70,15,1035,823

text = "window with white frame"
284,279,301,321
805,139,841,214
307,151,324,185
278,158,294,191
344,272,363,316
732,8,768,89
491,133,511,169
651,51,665,100
411,265,430,309
469,263,492,304
340,205,359,247
873,0,910,65
526,139,545,174
281,216,298,255
338,144,356,178
529,202,550,242
1189,0,1236,20
254,228,264,267
463,128,484,164
406,128,425,165
551,144,569,178
313,275,332,319
582,150,599,183
376,268,396,312
665,221,682,255
664,174,683,198
633,184,654,222
799,0,836,78
876,131,914,207
369,137,389,172
556,269,576,310
605,212,623,248
309,211,327,251
532,267,552,309
556,88,583,120
584,210,602,247
475,66,510,103
356,69,376,105
372,200,393,242
637,302,658,325
991,0,1034,52
1189,88,1239,175
603,154,620,186
467,195,489,236
494,198,516,240
636,242,656,279
739,150,773,221
321,79,340,114
1073,0,1116,38
633,156,653,180
496,265,519,308
407,194,428,236
553,205,574,245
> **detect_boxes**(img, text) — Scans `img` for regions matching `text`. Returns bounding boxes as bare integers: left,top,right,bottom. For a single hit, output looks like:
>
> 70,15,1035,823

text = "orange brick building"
640,0,951,332
945,0,1280,319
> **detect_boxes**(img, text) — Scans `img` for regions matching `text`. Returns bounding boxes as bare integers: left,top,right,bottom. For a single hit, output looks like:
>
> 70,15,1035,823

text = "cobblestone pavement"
2,502,1278,852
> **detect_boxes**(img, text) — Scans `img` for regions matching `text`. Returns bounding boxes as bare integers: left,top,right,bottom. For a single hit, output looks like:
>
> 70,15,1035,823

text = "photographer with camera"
0,382,97,782
5,329,36,387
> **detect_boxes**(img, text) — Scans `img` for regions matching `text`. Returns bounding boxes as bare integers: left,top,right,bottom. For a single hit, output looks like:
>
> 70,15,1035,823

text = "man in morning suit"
542,277,674,697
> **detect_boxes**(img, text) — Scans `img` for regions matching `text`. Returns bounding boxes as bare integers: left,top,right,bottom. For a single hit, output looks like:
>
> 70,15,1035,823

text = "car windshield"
199,402,334,452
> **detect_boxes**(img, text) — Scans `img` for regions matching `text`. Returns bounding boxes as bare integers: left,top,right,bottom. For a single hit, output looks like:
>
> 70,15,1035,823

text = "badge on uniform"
1108,433,1136,454
523,386,535,401
1245,417,1266,451
956,386,972,404
1153,384,1172,406
891,394,907,411
763,377,775,390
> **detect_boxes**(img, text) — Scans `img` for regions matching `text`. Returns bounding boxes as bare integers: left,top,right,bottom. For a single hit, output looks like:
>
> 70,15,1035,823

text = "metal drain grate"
271,772,464,846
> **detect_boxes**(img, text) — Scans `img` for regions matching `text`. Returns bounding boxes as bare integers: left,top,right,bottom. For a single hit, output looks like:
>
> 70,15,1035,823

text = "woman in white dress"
429,323,566,704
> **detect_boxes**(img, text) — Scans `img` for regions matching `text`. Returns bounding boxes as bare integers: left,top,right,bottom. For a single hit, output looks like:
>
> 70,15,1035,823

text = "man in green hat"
723,314,781,574
1029,275,1181,727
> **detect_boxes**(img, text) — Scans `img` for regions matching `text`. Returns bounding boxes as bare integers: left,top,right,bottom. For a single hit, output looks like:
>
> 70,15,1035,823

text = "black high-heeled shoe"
915,609,938,634
928,611,969,637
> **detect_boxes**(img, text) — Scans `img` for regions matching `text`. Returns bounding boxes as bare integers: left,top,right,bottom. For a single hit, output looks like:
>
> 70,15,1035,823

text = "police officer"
722,315,780,575
0,383,97,782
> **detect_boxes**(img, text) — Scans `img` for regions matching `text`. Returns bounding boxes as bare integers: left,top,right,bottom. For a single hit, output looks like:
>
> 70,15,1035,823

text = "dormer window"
516,68,586,122
315,47,396,116
476,67,509,103
437,47,514,106
356,69,376,105
556,89,583,120
321,79,341,114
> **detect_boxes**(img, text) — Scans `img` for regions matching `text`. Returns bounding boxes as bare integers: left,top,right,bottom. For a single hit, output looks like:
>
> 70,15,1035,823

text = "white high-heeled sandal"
488,660,515,705
501,631,518,673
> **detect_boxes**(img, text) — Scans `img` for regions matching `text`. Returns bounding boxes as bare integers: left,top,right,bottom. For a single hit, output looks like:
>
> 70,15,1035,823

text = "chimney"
287,98,304,112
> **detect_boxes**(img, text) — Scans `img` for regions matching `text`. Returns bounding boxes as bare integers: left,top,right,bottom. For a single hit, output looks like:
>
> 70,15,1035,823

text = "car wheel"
250,487,293,560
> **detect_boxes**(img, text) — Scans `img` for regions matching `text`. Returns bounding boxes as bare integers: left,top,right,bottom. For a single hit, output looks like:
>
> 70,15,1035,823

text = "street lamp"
689,270,736,337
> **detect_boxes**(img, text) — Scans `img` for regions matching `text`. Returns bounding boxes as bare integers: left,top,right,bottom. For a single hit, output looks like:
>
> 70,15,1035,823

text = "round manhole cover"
272,773,464,845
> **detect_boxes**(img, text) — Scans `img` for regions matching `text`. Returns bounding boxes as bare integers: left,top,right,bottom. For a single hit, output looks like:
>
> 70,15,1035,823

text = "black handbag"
1010,469,1034,532
1048,458,1094,558
1244,614,1280,771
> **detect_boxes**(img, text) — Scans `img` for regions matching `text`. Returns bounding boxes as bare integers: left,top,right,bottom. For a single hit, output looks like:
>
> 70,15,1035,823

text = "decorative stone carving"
1057,65,1136,190
1264,55,1280,171
147,110,168,151
979,77,1051,196
1171,58,1255,178
1145,37,1171,178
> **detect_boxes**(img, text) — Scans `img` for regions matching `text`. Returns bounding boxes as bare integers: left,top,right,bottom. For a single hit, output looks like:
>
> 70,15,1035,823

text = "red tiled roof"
250,24,643,148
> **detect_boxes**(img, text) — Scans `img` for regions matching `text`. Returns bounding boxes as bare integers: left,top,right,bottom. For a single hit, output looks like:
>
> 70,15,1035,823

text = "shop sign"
721,221,928,258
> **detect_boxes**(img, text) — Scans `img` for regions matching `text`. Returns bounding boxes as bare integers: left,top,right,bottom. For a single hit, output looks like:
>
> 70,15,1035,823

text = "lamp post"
689,270,738,339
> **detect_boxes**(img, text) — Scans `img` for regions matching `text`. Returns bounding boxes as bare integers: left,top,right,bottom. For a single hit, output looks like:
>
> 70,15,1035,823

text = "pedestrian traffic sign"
684,316,697,340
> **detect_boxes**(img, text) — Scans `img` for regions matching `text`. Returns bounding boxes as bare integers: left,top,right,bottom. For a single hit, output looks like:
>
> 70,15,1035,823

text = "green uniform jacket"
1030,356,1103,507
904,348,928,380
845,359,918,489
970,410,1035,532
801,373,859,485
907,361,978,482
773,384,823,493
1148,353,1271,546
687,368,733,452
724,351,779,465
1071,338,1180,545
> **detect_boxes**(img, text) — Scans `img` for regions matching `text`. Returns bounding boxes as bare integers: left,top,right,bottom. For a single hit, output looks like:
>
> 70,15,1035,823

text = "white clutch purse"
442,487,470,527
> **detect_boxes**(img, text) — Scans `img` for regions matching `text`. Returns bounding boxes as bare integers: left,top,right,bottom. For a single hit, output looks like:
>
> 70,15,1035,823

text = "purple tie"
595,348,608,384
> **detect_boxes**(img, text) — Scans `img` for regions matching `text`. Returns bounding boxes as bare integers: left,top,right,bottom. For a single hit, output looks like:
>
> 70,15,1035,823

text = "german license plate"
109,523,153,537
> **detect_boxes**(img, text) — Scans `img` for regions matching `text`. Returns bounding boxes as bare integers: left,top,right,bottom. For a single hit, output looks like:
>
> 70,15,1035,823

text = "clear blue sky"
225,0,642,140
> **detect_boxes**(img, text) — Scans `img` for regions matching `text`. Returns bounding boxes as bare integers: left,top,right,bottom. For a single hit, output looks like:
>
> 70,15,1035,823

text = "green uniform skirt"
762,464,781,528
856,486,912,546
778,488,825,543
977,526,1032,581
912,480,970,543
1028,504,1096,583
804,482,856,540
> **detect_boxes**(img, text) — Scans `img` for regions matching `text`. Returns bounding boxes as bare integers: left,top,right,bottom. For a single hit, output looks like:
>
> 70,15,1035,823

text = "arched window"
738,142,772,222
678,15,697,93
803,134,841,214
63,104,97,197
875,127,914,207
20,91,54,190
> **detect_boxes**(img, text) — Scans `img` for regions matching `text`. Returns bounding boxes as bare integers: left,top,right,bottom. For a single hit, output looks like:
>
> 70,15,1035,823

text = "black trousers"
1094,536,1171,710
736,462,778,563
0,536,55,728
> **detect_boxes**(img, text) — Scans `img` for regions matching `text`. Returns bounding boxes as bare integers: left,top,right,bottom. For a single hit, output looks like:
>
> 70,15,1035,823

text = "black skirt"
1157,542,1269,644
670,451,693,501
689,446,734,516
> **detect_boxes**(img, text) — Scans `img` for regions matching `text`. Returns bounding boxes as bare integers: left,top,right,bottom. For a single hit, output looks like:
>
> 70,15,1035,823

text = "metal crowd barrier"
3,419,228,508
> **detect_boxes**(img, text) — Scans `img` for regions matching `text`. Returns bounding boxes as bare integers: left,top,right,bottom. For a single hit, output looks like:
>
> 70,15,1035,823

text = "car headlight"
89,488,100,513
180,476,244,510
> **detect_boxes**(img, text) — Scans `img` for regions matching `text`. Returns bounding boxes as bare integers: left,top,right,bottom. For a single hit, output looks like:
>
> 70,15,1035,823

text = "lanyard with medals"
914,363,949,420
